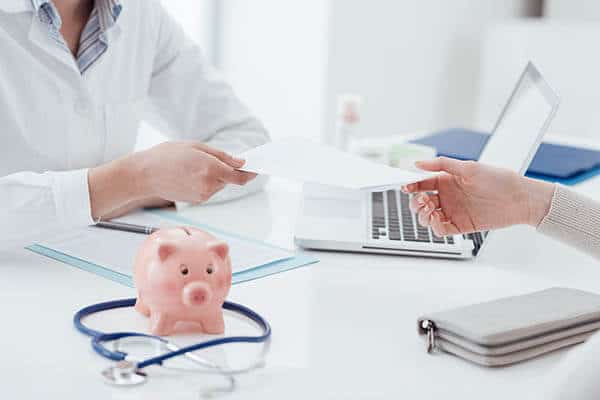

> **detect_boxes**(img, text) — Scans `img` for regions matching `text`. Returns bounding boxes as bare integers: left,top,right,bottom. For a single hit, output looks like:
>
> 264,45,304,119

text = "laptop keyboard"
371,190,455,245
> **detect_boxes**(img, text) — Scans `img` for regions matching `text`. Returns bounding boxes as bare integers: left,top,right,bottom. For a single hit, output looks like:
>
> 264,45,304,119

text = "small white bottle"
335,94,363,151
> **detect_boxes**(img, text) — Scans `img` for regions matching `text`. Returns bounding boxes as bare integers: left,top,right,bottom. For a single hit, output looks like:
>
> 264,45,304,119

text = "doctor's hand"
89,142,256,220
133,141,256,203
402,157,555,236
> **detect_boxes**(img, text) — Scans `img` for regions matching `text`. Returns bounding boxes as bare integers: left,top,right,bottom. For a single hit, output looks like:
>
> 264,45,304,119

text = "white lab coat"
0,0,269,249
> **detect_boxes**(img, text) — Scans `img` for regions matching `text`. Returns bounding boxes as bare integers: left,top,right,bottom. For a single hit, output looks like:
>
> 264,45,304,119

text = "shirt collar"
27,0,122,31
97,0,123,31
31,0,62,29
30,0,46,11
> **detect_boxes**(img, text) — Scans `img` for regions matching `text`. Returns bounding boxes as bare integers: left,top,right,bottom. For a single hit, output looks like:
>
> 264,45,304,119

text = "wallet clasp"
421,320,437,353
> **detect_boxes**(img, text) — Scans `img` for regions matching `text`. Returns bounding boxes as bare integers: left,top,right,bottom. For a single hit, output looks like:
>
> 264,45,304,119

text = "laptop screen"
472,62,560,255
479,62,560,173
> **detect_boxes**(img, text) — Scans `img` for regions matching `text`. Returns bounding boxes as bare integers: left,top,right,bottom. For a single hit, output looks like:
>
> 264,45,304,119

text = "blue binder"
411,128,600,185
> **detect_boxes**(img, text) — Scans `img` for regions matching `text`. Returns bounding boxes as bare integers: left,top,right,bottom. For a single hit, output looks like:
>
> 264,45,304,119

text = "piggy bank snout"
182,282,213,307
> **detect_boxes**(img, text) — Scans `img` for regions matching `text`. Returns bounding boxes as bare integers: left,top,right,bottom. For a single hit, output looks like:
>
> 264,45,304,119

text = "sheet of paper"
238,138,434,190
38,212,293,275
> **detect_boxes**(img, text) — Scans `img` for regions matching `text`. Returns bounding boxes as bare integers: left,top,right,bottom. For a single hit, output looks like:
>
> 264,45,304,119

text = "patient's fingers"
410,193,440,214
416,157,472,177
418,202,435,227
402,177,438,194
409,194,422,213
431,211,460,237
430,211,447,236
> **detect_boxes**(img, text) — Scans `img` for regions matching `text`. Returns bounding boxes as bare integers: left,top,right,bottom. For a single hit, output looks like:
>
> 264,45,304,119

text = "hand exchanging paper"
402,157,555,236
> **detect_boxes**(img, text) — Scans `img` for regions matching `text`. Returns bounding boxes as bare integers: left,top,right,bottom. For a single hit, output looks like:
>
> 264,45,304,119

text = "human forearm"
523,177,556,227
88,156,147,221
91,141,255,217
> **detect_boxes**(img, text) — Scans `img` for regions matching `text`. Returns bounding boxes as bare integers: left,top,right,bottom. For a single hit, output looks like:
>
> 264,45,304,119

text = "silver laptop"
295,62,560,259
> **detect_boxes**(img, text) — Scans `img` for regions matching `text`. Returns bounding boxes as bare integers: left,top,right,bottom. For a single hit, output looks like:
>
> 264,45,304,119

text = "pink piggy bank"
133,226,232,336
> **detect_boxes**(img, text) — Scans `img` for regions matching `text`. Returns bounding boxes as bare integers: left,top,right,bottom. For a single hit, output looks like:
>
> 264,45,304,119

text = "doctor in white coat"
0,0,269,248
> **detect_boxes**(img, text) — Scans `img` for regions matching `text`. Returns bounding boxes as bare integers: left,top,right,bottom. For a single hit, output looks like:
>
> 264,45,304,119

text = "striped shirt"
31,0,122,74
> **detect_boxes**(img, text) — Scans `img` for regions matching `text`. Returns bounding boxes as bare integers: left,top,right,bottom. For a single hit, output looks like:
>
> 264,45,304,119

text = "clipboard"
27,210,318,287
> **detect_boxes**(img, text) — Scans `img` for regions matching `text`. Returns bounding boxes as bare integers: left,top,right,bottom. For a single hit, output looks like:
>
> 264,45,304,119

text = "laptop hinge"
463,231,488,256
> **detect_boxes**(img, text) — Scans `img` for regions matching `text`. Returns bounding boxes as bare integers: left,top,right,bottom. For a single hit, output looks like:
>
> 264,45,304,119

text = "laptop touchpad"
303,198,362,219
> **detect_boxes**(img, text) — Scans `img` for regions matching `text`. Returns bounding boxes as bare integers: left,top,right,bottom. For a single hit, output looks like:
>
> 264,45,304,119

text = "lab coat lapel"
0,0,31,13
104,22,122,46
27,15,80,76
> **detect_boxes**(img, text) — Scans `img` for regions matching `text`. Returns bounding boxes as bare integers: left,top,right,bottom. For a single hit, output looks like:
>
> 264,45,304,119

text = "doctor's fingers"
201,157,255,186
216,167,256,186
192,143,245,168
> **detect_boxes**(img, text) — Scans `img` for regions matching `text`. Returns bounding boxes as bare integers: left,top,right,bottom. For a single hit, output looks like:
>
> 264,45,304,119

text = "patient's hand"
402,157,555,236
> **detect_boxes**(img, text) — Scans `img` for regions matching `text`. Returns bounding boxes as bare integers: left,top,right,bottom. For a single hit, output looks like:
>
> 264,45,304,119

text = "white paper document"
238,138,434,190
38,212,293,275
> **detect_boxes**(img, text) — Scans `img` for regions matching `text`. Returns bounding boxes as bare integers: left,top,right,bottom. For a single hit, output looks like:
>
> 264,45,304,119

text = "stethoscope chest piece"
102,361,147,386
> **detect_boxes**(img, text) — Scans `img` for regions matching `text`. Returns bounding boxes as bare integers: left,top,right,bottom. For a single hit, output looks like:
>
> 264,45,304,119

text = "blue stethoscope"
74,298,272,386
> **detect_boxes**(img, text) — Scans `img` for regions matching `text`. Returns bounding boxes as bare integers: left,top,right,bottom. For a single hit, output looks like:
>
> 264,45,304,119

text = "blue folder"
411,128,600,185
27,210,318,288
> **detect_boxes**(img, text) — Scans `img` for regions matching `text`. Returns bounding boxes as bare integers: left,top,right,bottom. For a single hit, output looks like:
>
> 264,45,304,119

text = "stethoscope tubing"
74,298,272,370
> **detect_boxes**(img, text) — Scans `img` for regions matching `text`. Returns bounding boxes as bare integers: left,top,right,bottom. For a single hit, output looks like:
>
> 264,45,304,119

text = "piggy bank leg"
149,312,176,336
134,296,150,317
202,312,225,335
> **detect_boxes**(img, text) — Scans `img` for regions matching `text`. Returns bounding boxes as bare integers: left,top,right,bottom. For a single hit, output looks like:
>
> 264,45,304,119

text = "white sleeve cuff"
52,169,95,228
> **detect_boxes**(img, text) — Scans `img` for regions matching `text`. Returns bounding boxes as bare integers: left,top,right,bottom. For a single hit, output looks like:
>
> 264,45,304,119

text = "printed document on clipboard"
28,210,317,287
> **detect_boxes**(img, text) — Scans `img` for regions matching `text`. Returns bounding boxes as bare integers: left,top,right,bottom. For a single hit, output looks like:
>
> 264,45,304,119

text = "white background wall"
322,0,540,143
217,0,330,142
544,0,600,20
476,0,600,140
477,21,600,139
157,1,562,145
150,1,331,145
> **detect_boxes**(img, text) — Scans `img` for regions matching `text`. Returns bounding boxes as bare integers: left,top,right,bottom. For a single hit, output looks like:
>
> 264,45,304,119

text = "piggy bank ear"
158,243,177,262
207,240,229,261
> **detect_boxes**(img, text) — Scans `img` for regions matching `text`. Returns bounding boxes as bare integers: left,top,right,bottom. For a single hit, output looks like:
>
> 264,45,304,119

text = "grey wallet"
417,287,600,367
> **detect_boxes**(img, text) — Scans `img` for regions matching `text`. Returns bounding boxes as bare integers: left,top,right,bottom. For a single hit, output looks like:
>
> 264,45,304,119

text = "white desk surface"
2,174,600,399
